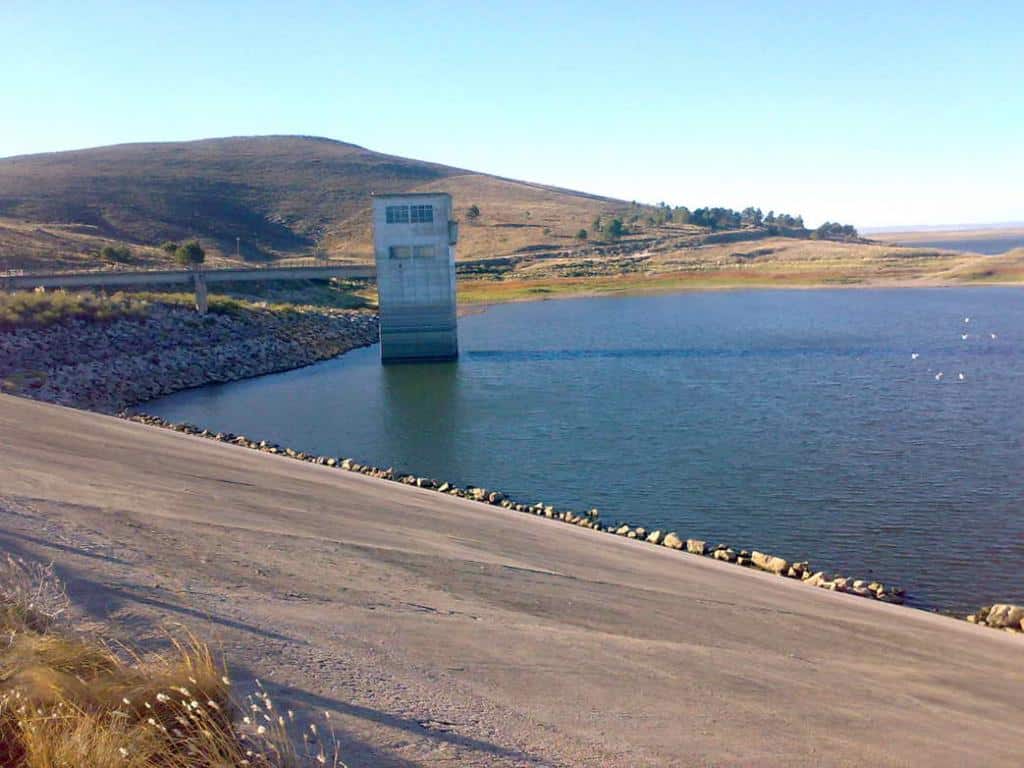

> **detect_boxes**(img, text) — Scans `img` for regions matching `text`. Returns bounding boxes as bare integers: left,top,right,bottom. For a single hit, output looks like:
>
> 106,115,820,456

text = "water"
887,233,1024,254
146,288,1024,613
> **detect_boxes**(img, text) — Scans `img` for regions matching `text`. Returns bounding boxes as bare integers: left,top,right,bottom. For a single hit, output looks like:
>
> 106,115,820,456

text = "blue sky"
3,1,1022,228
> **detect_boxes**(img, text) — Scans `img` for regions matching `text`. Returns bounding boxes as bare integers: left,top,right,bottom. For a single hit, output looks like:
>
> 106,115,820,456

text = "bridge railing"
0,255,367,279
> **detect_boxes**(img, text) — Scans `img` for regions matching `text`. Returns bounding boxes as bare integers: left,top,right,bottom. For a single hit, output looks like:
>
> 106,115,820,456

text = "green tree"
174,240,205,267
605,218,625,239
100,244,132,263
741,207,764,227
811,222,859,241
160,241,179,254
575,228,588,240
466,204,480,221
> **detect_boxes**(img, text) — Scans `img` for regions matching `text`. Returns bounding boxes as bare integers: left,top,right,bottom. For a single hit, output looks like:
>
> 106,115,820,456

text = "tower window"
410,204,434,223
385,205,409,224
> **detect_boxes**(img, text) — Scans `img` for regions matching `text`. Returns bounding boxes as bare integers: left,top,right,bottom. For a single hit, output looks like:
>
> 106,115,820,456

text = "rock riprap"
118,411,940,614
966,604,1024,633
0,303,378,412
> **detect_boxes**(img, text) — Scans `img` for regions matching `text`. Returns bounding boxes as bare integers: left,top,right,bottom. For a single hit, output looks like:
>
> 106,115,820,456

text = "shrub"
466,204,480,221
812,222,860,241
575,229,588,240
99,244,133,263
160,241,180,254
0,291,149,331
174,240,205,266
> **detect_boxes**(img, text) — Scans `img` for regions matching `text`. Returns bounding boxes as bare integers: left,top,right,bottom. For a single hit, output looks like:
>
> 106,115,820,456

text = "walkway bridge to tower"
1,260,376,314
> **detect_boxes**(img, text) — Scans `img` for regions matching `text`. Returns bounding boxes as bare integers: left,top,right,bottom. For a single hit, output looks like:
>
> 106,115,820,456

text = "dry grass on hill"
454,236,1022,303
324,172,632,262
0,218,240,273
0,136,634,268
0,554,343,767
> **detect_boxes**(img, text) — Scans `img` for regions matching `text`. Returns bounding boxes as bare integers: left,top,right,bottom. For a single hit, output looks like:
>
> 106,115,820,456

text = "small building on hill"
372,192,459,362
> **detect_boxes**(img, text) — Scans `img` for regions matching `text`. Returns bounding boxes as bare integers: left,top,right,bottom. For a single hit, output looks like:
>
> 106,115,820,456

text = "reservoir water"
886,233,1024,254
146,288,1024,613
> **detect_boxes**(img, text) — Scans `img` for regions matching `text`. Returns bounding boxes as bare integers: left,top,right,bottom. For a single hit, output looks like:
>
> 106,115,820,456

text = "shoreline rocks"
0,303,379,412
116,410,958,617
967,604,1024,633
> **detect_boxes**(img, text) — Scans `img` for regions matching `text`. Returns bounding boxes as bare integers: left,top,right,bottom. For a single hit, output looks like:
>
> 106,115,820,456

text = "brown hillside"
0,135,629,268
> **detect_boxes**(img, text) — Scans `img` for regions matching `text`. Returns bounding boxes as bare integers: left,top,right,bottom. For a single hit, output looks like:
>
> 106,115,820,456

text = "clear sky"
3,1,1022,228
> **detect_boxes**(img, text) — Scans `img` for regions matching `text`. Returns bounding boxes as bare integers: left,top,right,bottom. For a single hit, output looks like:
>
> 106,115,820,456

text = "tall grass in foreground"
0,555,343,767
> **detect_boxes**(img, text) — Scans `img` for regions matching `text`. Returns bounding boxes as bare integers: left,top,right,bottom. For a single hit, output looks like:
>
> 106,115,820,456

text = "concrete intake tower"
372,192,459,363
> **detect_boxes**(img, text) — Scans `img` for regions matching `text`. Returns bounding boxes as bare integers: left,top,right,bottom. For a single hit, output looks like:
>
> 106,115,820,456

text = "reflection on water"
379,362,461,472
146,288,1024,612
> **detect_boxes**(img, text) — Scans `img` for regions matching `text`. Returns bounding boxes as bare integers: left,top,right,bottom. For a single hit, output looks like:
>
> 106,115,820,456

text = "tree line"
462,202,857,244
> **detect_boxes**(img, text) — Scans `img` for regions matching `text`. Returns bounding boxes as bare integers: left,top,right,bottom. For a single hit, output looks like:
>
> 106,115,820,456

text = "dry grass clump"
0,290,150,330
0,555,343,767
0,289,292,331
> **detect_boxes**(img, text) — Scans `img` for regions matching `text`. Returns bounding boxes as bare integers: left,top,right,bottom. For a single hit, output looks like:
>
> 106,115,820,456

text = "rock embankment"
0,304,378,412
122,412,930,612
966,604,1024,634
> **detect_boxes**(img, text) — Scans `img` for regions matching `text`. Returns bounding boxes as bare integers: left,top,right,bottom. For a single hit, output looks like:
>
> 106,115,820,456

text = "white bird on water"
991,333,998,339
935,372,944,380
964,317,970,323
911,352,920,360
961,333,969,340
958,372,966,381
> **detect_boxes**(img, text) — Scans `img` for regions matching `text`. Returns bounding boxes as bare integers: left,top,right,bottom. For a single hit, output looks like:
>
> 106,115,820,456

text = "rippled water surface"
147,288,1024,612
888,233,1024,254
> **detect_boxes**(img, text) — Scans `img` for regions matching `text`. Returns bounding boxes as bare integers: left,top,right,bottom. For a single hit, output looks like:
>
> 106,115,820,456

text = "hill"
0,135,631,269
4,135,1018,296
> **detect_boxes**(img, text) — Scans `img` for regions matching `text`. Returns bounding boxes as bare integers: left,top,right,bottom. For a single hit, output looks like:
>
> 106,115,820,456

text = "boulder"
985,604,1024,629
751,551,790,574
713,549,737,563
615,524,631,536
663,532,684,550
686,539,707,556
646,530,663,545
804,571,828,587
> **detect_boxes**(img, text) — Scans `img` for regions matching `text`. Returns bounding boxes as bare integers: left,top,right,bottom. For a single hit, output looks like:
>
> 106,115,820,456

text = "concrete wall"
372,193,458,363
